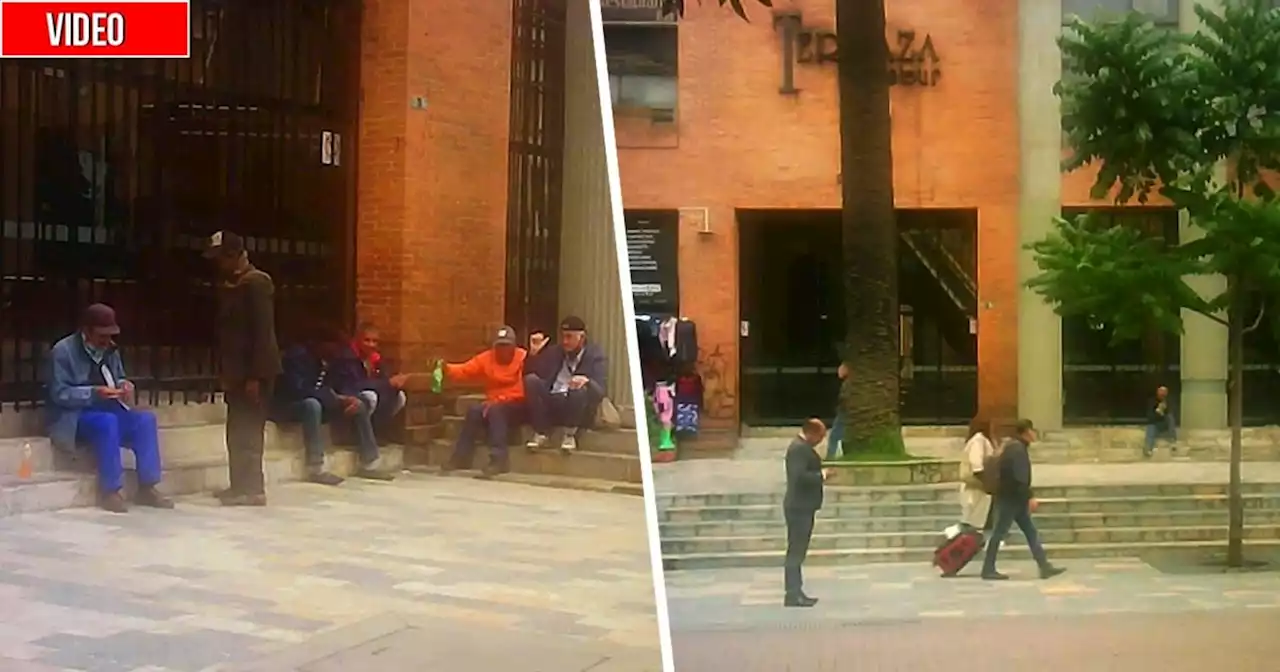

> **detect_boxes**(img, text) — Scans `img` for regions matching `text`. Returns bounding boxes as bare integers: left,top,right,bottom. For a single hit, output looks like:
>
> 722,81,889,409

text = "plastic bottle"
431,359,444,394
17,441,33,480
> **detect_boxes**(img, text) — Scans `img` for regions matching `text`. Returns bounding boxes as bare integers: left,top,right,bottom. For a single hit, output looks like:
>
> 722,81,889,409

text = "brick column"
356,0,513,370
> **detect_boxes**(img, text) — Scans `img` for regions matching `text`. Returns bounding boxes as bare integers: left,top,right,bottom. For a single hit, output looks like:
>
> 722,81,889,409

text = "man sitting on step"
437,326,528,479
46,303,174,513
524,316,608,453
273,327,396,486
348,322,410,441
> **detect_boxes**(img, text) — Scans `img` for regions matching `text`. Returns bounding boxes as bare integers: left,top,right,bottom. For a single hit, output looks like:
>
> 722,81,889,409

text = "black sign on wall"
601,0,677,24
625,210,680,312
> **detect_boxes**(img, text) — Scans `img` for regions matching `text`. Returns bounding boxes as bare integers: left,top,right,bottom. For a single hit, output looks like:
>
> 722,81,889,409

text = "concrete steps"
0,423,406,517
402,393,643,485
657,482,1280,570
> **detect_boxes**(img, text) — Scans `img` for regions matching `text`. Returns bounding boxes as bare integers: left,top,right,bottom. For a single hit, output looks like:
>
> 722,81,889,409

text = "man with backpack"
979,418,1066,581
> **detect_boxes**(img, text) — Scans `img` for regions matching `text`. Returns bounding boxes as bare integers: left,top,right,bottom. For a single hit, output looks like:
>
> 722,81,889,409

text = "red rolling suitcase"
934,524,983,577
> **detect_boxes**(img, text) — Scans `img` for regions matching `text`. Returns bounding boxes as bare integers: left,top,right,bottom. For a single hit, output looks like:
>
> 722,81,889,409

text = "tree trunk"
1227,276,1245,567
834,0,902,455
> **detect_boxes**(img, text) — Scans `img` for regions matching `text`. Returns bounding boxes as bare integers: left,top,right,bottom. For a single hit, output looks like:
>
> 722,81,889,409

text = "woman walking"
960,416,996,530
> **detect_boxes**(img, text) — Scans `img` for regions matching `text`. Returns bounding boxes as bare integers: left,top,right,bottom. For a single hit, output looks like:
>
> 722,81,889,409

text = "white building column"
1178,0,1228,429
1017,0,1064,429
557,0,633,408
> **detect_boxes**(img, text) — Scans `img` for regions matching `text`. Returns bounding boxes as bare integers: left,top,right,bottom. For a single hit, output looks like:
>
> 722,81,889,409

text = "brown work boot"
99,490,128,513
218,491,267,507
134,486,175,509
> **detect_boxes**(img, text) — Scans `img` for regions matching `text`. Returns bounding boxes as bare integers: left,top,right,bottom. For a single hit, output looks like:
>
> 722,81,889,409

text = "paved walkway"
666,557,1280,670
671,610,1280,671
654,438,1280,495
0,475,662,671
665,557,1280,630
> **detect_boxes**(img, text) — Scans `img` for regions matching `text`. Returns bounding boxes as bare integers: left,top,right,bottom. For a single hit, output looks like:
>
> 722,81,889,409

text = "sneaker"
477,460,510,480
354,466,395,481
134,486,174,509
526,433,550,451
307,471,345,486
1039,565,1066,580
99,490,128,513
218,492,267,507
560,429,578,453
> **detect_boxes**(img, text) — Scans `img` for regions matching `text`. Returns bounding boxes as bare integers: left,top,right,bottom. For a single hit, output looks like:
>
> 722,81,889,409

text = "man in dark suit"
784,418,829,607
980,418,1065,581
524,316,608,453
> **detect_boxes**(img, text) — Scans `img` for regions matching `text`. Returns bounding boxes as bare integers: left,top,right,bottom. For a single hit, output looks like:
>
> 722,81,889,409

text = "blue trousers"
76,408,162,493
826,412,845,459
452,401,525,466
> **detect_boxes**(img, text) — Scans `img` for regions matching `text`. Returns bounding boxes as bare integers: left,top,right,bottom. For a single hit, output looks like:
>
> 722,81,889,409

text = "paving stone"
0,475,659,671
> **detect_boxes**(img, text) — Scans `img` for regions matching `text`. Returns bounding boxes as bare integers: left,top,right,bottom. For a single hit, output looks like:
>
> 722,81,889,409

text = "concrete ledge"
410,439,642,483
823,459,960,486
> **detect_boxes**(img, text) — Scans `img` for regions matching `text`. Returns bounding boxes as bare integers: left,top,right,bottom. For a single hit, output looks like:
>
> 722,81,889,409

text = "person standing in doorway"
205,230,281,507
1144,384,1178,458
979,418,1065,581
784,418,829,607
827,362,848,459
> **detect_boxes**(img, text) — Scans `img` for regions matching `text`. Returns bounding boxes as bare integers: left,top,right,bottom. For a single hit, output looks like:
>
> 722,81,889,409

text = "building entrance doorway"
738,209,978,426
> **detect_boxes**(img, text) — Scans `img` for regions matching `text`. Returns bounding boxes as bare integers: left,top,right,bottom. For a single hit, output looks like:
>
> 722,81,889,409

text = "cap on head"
82,303,121,336
493,325,517,347
202,230,245,259
559,315,586,332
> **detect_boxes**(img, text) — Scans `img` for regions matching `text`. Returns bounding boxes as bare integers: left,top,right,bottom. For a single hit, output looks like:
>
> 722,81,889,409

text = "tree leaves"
1034,0,1280,344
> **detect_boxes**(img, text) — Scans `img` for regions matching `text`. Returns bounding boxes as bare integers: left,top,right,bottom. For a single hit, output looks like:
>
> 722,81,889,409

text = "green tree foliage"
1030,0,1280,566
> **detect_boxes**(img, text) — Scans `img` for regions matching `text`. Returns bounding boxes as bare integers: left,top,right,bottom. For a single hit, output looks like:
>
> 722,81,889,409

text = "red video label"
0,1,190,58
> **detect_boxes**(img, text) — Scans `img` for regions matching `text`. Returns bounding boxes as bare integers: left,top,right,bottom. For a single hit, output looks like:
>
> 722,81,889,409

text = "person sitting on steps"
46,303,174,513
524,316,608,453
437,326,528,479
1144,384,1178,458
349,322,410,441
273,327,396,486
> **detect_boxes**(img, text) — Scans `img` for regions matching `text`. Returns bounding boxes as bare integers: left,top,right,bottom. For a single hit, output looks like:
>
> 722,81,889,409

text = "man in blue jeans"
1144,384,1178,458
980,418,1065,581
827,362,848,459
273,330,395,486
46,304,174,513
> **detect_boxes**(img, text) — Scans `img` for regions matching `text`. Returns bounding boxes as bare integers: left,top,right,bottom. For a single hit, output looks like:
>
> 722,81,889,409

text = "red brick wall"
356,0,513,370
616,0,1022,424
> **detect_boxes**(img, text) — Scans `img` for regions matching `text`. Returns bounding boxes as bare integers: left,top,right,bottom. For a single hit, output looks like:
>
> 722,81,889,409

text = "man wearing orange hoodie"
438,326,527,478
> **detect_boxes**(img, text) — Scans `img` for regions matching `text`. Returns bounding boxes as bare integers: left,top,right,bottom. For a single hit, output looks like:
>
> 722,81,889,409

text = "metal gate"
0,0,359,411
505,0,568,339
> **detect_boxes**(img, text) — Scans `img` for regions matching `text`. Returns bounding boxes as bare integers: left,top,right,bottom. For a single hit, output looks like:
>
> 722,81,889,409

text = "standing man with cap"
204,230,281,507
436,326,528,478
46,304,174,513
524,316,608,453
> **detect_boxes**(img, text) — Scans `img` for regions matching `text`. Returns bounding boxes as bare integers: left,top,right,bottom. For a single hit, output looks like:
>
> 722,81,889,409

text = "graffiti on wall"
700,344,737,420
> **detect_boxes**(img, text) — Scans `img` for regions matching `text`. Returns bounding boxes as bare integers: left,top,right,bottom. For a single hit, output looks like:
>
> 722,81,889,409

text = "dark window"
1063,0,1180,25
603,24,678,123
1060,207,1181,425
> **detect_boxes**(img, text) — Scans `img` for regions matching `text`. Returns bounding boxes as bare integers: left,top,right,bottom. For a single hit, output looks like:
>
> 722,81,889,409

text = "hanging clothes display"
674,372,703,435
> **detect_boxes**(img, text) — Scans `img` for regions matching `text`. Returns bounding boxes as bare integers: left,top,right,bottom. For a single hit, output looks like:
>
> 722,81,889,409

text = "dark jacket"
527,340,608,397
273,345,363,414
1146,397,1171,425
348,344,397,400
784,437,824,512
216,266,282,384
997,438,1034,503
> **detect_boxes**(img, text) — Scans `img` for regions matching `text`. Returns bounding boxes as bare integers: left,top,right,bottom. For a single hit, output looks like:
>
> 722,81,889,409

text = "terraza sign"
774,13,942,94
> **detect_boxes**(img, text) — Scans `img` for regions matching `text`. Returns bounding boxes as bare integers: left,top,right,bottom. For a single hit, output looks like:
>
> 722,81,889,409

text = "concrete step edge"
662,538,1280,562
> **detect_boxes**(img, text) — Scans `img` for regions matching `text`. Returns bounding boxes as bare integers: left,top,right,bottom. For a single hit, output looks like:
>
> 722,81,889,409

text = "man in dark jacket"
1143,384,1178,458
205,230,281,507
523,316,608,453
274,329,396,485
784,418,829,607
349,322,409,440
979,418,1065,581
